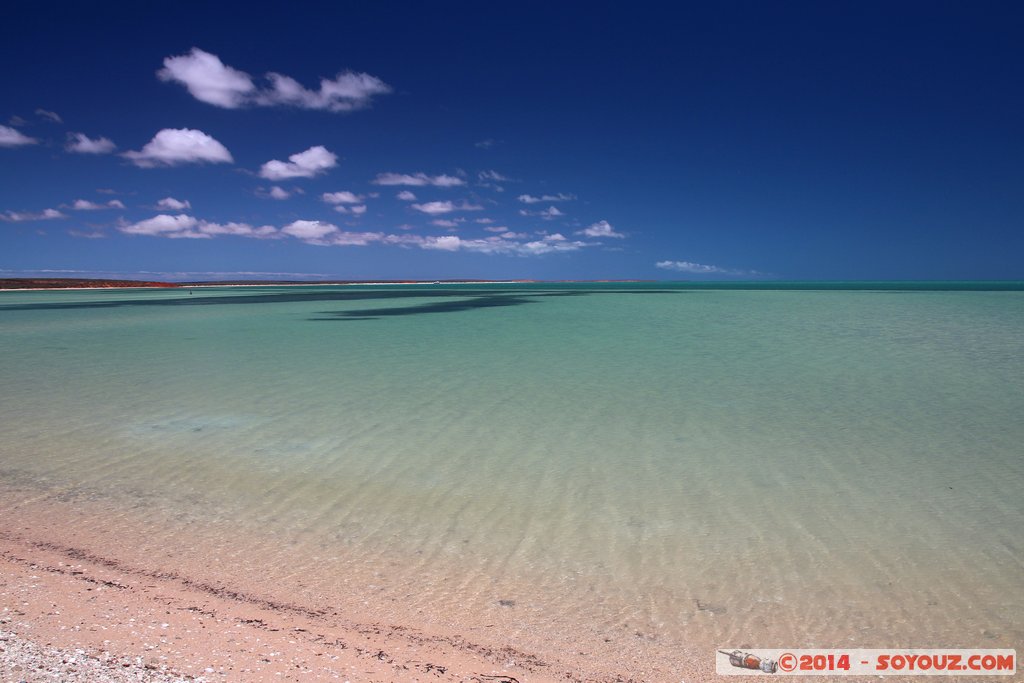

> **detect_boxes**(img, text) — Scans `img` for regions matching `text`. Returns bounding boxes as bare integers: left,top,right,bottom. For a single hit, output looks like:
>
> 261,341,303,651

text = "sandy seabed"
0,491,714,683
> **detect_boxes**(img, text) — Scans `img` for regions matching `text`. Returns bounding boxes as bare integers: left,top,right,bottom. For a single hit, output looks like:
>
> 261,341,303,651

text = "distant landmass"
0,278,180,289
1,278,656,290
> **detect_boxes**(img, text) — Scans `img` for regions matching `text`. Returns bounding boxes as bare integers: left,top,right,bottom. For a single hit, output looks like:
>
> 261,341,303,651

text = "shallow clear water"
2,283,1023,651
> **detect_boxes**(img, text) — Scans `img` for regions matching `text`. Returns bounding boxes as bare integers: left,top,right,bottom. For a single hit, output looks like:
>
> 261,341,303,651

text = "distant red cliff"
0,278,180,290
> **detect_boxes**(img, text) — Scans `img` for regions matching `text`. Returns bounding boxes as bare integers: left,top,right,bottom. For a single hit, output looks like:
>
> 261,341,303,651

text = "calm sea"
2,282,1022,661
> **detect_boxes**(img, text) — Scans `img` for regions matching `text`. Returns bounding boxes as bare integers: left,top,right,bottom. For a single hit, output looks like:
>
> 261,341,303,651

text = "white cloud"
655,260,749,275
516,235,589,255
483,225,509,233
35,109,62,123
0,125,37,147
124,128,233,167
260,145,336,180
420,235,462,251
158,48,255,108
430,219,460,228
411,201,455,215
120,214,198,236
396,190,417,201
478,170,509,182
321,190,363,204
333,204,367,215
280,220,384,246
0,208,66,222
475,218,495,224
475,139,497,149
380,231,586,256
520,206,564,220
411,200,483,215
576,219,625,238
116,214,395,244
199,221,278,238
70,199,125,211
156,197,190,211
325,230,382,245
518,193,575,204
66,133,117,154
410,232,590,256
281,219,338,243
120,214,278,240
158,48,390,112
268,186,290,200
500,231,529,239
259,71,391,112
372,172,465,187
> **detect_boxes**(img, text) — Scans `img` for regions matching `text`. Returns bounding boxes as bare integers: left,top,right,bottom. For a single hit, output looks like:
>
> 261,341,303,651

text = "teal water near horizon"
2,282,1023,654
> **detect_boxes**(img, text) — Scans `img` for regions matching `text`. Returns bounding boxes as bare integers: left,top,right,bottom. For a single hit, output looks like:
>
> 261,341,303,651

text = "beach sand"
0,529,569,683
0,495,709,683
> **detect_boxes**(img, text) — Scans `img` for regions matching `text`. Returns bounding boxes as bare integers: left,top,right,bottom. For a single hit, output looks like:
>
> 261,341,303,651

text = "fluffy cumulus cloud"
396,190,416,201
411,200,483,215
321,190,363,204
576,220,625,238
119,214,196,236
520,206,564,220
655,260,752,275
281,219,337,243
119,214,277,240
0,208,66,222
158,48,255,108
518,192,575,204
334,204,367,215
124,128,233,167
409,232,591,256
371,172,465,187
260,145,337,180
70,199,125,210
0,125,37,147
66,132,117,154
411,201,455,215
156,197,191,211
158,48,390,112
110,213,602,257
326,229,383,245
281,220,383,246
116,214,368,245
259,71,391,112
268,186,290,200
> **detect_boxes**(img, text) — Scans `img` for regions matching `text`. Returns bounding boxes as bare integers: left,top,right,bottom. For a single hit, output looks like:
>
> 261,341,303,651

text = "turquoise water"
1,283,1023,654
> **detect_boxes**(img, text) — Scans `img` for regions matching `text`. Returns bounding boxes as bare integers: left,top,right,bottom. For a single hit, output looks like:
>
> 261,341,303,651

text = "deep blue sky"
2,1,1022,281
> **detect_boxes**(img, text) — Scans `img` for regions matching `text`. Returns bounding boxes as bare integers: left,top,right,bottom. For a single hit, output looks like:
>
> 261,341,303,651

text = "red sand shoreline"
0,488,702,683
0,530,571,682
